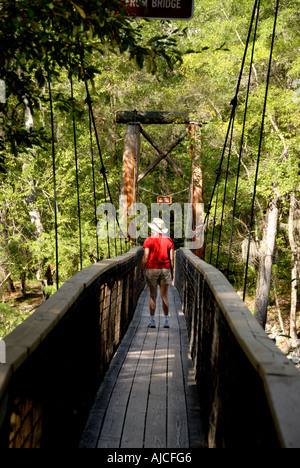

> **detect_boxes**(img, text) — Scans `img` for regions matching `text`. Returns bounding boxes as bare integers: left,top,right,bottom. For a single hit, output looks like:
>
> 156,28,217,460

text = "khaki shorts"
146,269,172,287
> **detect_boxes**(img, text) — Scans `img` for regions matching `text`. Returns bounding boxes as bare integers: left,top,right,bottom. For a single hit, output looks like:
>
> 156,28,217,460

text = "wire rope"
88,104,100,262
203,0,261,263
243,0,280,301
48,79,59,289
70,74,83,270
227,0,261,275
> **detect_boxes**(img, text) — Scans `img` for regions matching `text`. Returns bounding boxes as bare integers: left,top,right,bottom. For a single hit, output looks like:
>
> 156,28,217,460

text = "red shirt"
143,235,174,269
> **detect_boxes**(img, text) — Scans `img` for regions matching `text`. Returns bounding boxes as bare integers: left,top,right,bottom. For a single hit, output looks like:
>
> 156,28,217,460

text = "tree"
0,0,183,164
254,190,279,329
0,0,185,290
288,189,299,340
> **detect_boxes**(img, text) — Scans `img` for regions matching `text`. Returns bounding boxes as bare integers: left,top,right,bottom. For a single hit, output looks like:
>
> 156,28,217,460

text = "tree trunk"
254,193,279,329
288,189,298,341
272,275,286,333
21,271,27,297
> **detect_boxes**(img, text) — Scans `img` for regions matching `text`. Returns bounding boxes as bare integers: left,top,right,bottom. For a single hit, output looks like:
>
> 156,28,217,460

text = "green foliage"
0,0,184,161
0,0,299,337
43,285,56,300
0,302,32,339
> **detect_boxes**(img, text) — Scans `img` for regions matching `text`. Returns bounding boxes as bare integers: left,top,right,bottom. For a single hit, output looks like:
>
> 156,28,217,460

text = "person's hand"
140,271,144,281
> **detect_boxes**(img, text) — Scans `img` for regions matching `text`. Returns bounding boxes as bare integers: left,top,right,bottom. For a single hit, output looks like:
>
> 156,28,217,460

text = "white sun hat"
147,218,168,235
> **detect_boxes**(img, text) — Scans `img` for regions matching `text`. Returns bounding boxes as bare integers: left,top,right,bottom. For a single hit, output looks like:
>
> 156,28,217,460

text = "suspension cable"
243,0,280,301
203,0,261,262
48,79,59,289
84,81,125,259
88,104,100,261
203,106,236,260
83,83,113,257
70,74,83,270
227,0,261,275
216,111,236,268
209,170,221,264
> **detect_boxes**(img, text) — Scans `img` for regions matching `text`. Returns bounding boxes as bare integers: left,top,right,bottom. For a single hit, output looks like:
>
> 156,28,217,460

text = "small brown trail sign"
123,0,194,20
157,196,172,204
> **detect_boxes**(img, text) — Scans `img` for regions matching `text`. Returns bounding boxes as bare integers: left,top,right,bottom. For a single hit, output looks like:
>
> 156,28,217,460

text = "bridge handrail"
0,247,144,448
175,248,300,448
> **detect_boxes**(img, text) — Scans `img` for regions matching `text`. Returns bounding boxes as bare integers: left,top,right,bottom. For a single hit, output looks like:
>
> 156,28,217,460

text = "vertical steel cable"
70,75,83,270
243,0,280,301
84,80,126,259
48,80,59,289
203,0,260,264
88,104,100,262
209,172,221,264
203,108,236,261
216,113,235,269
84,86,111,258
227,0,261,276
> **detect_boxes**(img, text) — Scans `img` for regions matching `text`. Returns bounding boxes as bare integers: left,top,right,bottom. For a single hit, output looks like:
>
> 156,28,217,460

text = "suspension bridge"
1,0,300,450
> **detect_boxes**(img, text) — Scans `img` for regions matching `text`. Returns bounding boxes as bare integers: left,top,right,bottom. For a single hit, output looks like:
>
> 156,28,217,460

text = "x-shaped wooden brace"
138,126,186,183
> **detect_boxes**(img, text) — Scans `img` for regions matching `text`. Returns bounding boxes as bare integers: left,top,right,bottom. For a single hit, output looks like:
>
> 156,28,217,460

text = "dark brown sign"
124,0,194,20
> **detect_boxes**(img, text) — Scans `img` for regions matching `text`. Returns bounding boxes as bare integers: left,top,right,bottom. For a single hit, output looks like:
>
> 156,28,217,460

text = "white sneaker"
148,317,156,328
163,317,170,328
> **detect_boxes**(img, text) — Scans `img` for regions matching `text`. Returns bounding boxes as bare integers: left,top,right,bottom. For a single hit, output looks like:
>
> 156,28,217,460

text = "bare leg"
149,286,158,316
160,285,169,316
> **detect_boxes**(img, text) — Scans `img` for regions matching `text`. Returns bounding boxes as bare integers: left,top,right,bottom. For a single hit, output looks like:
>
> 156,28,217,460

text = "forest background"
0,0,299,359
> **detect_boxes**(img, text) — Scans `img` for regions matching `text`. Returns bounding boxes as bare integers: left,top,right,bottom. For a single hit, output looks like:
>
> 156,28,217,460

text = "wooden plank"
264,374,300,448
121,311,159,448
80,289,147,448
167,292,189,448
116,111,190,125
80,285,205,449
171,286,207,448
97,310,148,448
144,299,168,448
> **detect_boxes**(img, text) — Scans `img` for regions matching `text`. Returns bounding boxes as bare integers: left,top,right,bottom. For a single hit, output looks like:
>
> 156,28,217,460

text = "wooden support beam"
189,123,205,260
121,124,140,238
116,111,190,125
137,130,187,183
139,126,184,179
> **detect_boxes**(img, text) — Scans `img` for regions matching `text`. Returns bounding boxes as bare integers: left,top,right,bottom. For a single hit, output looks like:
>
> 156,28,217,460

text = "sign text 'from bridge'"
124,0,194,20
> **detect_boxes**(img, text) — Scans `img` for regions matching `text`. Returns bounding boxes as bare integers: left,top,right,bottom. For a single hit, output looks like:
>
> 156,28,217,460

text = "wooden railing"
175,248,300,448
0,248,144,448
1,246,299,448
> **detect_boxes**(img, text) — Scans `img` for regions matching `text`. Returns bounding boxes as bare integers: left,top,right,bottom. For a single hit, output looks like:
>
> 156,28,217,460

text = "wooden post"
189,123,205,259
120,123,140,239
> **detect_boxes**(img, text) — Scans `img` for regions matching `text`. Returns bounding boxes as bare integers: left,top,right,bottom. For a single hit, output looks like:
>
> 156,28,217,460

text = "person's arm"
141,248,150,280
169,248,174,279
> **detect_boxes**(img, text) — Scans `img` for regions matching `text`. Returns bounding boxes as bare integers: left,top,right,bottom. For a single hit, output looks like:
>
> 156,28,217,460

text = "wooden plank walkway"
80,285,205,449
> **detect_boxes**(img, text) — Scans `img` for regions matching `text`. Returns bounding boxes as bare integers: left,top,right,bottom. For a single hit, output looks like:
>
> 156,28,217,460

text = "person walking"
141,218,174,328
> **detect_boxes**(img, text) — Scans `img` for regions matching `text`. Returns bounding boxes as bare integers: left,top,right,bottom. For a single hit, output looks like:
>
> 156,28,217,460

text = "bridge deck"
80,285,205,449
